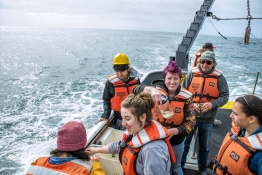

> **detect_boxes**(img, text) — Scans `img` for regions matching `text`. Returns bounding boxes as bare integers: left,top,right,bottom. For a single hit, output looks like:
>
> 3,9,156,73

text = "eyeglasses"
243,96,255,116
200,60,213,65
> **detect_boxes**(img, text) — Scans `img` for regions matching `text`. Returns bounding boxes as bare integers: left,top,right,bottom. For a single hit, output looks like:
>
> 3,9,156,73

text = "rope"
207,18,227,39
206,17,262,45
208,0,262,44
206,18,244,45
250,32,262,44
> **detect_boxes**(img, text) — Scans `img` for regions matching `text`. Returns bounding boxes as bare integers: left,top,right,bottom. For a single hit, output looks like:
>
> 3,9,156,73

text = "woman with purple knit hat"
26,121,105,175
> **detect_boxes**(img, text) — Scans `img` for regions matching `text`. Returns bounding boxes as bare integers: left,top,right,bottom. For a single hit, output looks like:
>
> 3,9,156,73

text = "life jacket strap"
114,82,137,88
209,158,232,175
229,131,254,154
159,121,179,128
168,96,186,102
193,92,217,100
193,74,218,79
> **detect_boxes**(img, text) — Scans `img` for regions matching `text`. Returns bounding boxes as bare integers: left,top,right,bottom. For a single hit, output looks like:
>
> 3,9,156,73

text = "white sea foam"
0,27,261,174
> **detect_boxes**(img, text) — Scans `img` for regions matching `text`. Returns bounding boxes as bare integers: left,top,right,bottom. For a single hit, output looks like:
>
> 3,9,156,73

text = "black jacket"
101,68,140,120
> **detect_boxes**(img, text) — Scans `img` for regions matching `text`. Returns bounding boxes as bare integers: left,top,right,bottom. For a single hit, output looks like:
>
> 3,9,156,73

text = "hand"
193,103,201,113
98,118,108,123
201,102,212,113
90,154,100,162
151,88,166,105
168,128,179,139
86,147,97,155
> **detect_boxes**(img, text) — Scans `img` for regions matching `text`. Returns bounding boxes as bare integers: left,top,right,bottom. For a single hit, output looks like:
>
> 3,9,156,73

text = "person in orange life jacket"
210,95,262,175
195,43,223,126
181,50,229,175
193,42,214,67
132,61,195,175
98,53,140,130
87,92,176,175
27,121,105,175
194,43,222,126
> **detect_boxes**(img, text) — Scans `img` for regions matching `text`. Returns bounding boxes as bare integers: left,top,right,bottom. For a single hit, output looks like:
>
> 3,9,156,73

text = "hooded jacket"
101,68,140,120
182,66,229,123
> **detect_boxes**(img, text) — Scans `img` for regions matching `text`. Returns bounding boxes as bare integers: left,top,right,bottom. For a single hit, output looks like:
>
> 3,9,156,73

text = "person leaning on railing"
209,95,262,175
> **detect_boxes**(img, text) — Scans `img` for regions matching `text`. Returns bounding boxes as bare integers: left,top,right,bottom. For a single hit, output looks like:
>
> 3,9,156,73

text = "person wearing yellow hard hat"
98,53,140,130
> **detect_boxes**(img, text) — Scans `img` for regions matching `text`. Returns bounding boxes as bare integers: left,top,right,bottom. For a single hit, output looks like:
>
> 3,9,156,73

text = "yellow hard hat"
112,53,130,65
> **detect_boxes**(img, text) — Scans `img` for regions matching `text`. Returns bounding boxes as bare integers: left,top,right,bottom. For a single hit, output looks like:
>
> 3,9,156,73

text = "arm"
211,74,229,109
99,81,114,121
140,140,171,175
89,155,106,175
248,150,262,175
86,145,110,154
178,97,196,135
132,84,166,104
169,97,196,137
86,141,120,155
181,71,193,89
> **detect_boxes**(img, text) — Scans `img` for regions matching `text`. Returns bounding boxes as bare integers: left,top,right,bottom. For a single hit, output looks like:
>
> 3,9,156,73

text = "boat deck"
93,107,233,175
183,108,232,175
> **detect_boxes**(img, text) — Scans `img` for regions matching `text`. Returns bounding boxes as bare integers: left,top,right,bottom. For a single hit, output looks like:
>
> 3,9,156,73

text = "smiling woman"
132,60,196,175
86,92,176,175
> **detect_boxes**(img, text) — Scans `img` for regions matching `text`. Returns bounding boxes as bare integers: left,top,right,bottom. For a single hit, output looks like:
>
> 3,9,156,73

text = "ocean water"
0,27,261,174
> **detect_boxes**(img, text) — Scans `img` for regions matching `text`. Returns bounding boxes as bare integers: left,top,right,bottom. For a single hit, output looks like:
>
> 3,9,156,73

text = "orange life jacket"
118,120,176,175
26,157,92,175
188,67,222,103
108,74,139,112
193,52,201,67
212,124,260,175
152,88,192,129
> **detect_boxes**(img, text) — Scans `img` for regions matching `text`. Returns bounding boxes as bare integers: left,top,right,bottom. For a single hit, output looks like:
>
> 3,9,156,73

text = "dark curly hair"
50,148,90,161
235,95,262,125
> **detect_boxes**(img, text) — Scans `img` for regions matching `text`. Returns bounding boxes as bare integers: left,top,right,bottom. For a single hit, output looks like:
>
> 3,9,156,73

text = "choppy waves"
0,27,261,174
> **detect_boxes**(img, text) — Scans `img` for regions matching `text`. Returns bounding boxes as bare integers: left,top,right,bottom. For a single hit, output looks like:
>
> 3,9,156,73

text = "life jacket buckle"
118,141,127,148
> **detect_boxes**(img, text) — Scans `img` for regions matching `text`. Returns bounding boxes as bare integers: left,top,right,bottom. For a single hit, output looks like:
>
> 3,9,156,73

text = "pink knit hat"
57,121,87,151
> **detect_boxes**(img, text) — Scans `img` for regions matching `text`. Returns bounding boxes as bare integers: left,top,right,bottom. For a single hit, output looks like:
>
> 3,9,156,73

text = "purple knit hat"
57,121,87,151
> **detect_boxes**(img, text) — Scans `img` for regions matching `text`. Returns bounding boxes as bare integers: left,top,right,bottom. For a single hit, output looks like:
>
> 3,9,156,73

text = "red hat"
57,121,87,151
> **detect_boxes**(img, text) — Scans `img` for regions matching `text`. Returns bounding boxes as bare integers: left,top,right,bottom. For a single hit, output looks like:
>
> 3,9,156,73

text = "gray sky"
0,0,261,38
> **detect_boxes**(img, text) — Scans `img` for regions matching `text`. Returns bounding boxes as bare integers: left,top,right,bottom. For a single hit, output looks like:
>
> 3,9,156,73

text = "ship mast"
174,0,215,71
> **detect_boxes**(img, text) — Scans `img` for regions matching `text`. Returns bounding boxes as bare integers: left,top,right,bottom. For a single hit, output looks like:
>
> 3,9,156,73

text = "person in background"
132,60,195,175
87,92,175,175
98,53,140,130
193,42,214,67
27,121,105,175
181,50,229,175
210,95,262,175
193,43,221,126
